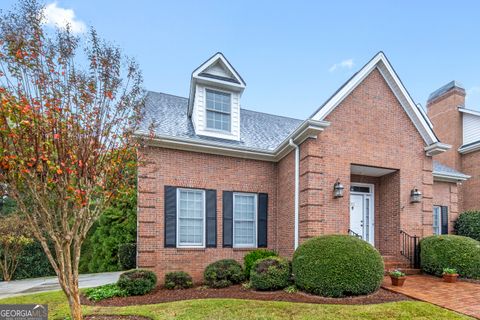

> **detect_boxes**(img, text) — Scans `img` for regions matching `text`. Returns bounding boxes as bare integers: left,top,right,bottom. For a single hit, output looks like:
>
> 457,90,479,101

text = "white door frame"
350,183,375,245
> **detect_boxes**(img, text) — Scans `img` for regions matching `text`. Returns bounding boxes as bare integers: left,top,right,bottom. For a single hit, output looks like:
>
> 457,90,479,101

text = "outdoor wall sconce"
333,179,345,198
410,187,422,203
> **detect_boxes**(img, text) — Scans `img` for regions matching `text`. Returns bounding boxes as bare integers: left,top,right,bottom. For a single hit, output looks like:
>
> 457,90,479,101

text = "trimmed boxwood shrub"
292,235,384,297
118,243,137,270
204,259,245,288
243,249,278,278
455,211,480,242
117,269,157,295
250,257,290,290
420,235,480,279
164,271,193,289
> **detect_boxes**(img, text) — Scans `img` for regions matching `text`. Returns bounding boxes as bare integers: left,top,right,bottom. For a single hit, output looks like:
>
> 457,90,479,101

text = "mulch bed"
82,285,412,307
85,316,150,320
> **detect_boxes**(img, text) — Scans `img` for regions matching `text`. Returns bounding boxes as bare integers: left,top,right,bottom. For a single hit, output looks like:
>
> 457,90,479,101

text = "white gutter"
432,172,471,182
459,142,480,154
425,142,451,156
289,139,300,250
134,119,330,162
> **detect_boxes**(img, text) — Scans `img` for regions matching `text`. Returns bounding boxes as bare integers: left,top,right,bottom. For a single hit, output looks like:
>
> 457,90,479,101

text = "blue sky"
2,0,480,119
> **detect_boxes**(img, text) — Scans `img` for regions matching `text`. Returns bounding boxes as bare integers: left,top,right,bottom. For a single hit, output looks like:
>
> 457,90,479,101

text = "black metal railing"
400,230,420,268
348,229,362,239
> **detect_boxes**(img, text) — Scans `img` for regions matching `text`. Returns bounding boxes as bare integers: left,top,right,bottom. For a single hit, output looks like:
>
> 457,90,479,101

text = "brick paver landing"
382,274,480,319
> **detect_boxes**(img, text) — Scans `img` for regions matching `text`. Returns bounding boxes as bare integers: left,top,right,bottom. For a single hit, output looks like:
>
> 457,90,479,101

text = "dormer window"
206,89,231,132
189,53,245,141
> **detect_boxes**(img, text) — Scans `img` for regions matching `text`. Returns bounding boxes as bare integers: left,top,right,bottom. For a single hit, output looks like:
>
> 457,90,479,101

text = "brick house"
135,52,473,282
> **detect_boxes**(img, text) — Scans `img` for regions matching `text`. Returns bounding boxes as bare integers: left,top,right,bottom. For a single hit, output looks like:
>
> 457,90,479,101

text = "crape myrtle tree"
0,1,150,319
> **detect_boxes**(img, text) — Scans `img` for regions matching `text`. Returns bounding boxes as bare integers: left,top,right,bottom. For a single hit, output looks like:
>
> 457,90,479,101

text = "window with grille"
206,89,231,132
177,189,205,247
233,193,257,248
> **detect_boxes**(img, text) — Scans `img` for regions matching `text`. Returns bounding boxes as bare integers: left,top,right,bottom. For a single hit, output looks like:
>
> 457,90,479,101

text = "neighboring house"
426,81,480,212
134,52,471,282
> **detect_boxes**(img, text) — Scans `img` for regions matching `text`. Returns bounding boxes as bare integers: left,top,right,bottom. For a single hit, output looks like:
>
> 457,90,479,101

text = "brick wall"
137,147,278,283
427,88,465,171
300,69,434,255
431,181,459,233
461,151,480,211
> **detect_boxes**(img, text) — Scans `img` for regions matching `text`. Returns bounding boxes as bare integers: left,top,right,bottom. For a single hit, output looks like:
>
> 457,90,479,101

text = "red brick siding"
461,150,480,211
300,69,433,255
276,151,295,257
137,147,278,283
427,89,465,171
432,181,459,234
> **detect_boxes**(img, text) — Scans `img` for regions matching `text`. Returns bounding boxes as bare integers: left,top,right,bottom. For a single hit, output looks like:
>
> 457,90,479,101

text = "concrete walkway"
382,274,480,319
0,271,122,299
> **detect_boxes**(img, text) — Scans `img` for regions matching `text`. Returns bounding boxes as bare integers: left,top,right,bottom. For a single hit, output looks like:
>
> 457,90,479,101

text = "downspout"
289,139,300,250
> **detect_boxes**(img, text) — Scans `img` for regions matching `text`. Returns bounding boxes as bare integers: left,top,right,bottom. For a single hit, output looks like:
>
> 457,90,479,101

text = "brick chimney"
427,81,466,171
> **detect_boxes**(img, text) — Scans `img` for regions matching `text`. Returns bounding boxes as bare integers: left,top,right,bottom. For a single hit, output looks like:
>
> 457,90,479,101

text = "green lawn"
0,290,472,320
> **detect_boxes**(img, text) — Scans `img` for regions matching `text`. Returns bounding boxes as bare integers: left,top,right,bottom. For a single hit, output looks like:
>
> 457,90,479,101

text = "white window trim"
176,188,206,248
204,87,232,134
433,205,442,235
233,192,258,249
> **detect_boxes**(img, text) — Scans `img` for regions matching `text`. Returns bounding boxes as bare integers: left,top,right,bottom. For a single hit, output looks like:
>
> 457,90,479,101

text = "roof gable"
311,52,440,147
192,52,246,87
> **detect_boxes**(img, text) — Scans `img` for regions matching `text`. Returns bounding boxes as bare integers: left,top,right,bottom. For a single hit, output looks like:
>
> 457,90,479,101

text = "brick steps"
382,255,421,275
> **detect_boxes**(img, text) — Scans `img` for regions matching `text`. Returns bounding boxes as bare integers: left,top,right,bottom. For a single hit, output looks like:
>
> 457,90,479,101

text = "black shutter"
206,189,217,248
257,193,268,248
164,186,177,248
441,206,449,235
223,191,233,247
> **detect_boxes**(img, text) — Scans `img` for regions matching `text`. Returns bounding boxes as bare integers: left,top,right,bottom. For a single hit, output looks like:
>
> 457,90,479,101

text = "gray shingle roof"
433,161,470,179
139,91,303,152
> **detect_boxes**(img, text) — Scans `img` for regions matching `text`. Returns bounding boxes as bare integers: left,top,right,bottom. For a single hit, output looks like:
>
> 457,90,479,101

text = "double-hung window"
433,206,442,235
177,188,205,247
233,193,257,248
206,89,231,132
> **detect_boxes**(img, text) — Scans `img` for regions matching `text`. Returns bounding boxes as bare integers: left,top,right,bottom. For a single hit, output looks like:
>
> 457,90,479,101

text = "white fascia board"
134,119,330,163
274,120,330,160
459,107,480,117
459,142,480,154
425,142,451,156
134,130,277,161
433,172,471,182
311,52,438,146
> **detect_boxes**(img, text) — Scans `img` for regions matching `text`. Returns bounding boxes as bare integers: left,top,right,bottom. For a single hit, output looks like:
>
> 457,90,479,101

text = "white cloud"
43,2,86,34
329,59,354,72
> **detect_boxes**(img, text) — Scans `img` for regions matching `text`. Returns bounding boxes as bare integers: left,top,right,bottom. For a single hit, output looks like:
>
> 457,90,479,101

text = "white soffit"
351,164,396,177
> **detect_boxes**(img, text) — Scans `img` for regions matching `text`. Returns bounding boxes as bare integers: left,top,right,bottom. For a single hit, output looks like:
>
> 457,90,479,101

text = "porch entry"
349,183,374,245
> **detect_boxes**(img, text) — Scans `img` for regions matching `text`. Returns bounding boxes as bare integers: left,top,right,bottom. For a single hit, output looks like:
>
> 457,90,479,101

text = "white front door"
349,184,374,245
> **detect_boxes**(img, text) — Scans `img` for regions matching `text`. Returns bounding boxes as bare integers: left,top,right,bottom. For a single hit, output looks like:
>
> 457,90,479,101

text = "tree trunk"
66,287,83,320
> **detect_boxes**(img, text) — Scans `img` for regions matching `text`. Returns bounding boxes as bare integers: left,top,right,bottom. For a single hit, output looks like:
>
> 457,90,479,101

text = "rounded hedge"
117,269,157,295
164,271,193,290
204,259,245,288
292,235,384,297
243,249,278,278
455,211,480,242
250,257,290,291
420,235,480,279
